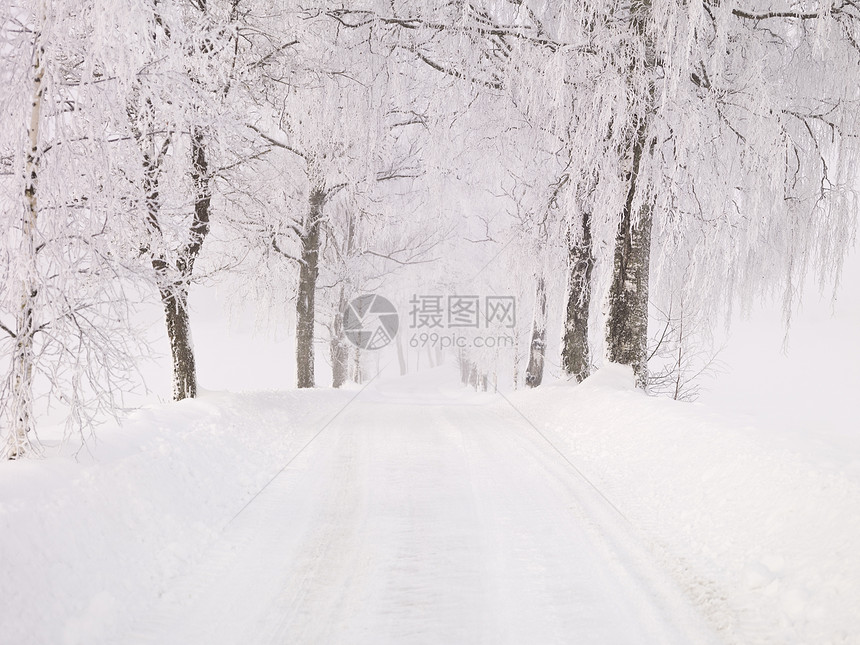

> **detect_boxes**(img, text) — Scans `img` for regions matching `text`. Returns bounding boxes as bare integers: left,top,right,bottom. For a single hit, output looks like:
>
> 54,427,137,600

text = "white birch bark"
6,14,45,459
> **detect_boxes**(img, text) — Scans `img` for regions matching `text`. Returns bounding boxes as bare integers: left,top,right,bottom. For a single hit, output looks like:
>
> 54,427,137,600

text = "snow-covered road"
125,370,716,645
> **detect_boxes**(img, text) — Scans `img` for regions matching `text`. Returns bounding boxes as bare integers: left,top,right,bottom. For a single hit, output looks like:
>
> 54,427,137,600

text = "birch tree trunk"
6,29,45,459
561,208,594,383
296,186,324,388
605,1,656,389
524,275,547,388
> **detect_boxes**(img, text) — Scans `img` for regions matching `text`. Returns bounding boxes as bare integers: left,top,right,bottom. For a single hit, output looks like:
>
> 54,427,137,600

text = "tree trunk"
352,345,362,384
605,1,656,389
156,126,210,402
606,188,652,388
458,350,469,384
396,328,408,376
162,284,197,400
562,209,595,383
8,286,37,459
524,275,547,388
6,32,45,459
512,334,520,390
128,13,210,402
330,288,348,388
296,187,324,388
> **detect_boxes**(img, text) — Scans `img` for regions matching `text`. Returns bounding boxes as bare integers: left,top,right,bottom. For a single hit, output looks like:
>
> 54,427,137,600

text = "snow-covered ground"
3,359,858,644
2,247,859,645
513,366,860,644
0,388,355,645
119,370,716,645
700,247,860,481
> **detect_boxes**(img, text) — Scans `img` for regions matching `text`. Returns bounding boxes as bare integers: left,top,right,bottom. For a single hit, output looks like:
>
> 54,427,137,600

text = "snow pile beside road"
509,365,860,645
3,365,857,645
0,388,353,645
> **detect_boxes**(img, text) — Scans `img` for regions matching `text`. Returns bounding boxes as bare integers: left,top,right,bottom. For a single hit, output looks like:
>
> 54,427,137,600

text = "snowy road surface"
125,370,717,645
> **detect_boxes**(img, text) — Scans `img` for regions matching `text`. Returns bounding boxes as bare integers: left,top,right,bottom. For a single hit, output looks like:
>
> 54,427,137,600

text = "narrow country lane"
125,369,717,645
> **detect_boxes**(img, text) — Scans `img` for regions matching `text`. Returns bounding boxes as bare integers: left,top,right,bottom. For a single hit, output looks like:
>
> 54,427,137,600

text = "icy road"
127,370,718,645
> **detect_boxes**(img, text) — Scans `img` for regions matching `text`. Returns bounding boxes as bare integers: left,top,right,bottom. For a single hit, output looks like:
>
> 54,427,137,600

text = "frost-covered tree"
0,0,143,457
244,11,438,388
5,0,859,442
111,0,263,400
560,174,597,383
355,0,860,390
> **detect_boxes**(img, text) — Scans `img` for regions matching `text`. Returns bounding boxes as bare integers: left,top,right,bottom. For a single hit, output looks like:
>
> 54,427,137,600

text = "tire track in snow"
121,375,721,645
479,400,723,645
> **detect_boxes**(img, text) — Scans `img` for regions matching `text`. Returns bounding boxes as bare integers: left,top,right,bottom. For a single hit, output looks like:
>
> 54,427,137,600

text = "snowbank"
0,388,353,645
3,365,858,645
508,364,860,645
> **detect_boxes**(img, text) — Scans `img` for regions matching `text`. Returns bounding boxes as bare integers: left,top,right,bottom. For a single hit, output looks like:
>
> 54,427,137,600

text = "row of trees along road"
2,1,859,457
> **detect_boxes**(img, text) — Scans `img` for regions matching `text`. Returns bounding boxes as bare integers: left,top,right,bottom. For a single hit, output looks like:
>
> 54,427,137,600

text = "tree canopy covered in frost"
2,0,859,455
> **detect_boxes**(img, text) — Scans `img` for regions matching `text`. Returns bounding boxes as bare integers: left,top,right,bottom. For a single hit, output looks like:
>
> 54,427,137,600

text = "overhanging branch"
731,1,851,21
246,124,307,160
